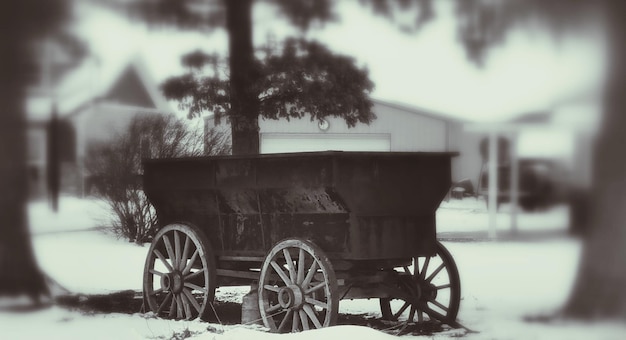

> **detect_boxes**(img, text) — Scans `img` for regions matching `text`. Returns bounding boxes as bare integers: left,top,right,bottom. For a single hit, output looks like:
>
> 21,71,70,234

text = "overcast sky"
73,1,606,123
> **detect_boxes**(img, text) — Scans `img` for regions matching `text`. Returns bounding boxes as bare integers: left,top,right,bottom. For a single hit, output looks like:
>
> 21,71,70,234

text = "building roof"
27,54,172,123
202,97,467,126
508,110,552,124
371,98,468,123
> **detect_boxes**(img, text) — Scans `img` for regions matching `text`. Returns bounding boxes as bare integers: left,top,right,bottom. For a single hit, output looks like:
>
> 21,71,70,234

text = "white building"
27,53,172,198
206,99,484,191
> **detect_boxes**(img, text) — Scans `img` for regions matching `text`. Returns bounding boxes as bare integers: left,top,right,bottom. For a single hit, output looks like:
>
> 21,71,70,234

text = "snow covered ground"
1,197,624,339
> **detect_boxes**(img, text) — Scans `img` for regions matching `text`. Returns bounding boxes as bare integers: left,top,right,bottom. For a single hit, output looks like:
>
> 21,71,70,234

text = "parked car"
479,159,558,211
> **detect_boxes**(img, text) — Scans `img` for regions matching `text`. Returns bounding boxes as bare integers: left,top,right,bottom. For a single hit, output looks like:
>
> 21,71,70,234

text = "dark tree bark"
0,11,48,302
226,0,261,155
0,0,67,302
564,0,626,320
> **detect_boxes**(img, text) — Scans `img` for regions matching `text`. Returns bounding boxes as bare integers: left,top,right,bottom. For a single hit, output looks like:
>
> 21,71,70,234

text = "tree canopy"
161,38,375,127
359,0,600,65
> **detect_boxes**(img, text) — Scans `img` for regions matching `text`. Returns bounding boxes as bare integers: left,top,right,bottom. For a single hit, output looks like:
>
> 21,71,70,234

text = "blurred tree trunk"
0,16,49,301
0,0,67,302
226,0,260,155
564,0,626,319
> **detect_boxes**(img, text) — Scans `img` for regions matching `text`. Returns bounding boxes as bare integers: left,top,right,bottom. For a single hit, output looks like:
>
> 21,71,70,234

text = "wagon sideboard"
143,151,454,260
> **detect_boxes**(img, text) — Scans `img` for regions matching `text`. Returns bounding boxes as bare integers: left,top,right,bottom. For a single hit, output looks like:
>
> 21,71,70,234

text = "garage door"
261,133,391,154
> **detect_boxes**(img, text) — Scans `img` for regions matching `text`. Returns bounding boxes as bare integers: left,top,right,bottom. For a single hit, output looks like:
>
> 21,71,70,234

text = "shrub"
86,114,230,243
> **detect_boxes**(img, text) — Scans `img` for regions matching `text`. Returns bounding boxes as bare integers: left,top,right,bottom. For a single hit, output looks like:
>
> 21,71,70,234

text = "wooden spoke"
292,310,299,332
299,310,309,331
184,282,207,293
176,294,184,319
182,249,199,275
179,292,188,318
436,283,451,290
422,305,450,324
181,235,191,271
174,231,181,269
182,288,202,313
168,296,176,318
181,293,192,319
163,235,176,269
303,304,323,329
271,260,293,285
278,309,293,333
305,297,328,309
429,299,449,313
297,248,305,284
418,308,424,323
154,249,174,272
283,249,297,283
419,256,430,281
305,282,326,295
157,292,173,315
263,285,280,293
393,302,410,319
425,263,446,283
408,306,416,322
302,260,318,287
185,270,204,281
149,269,165,276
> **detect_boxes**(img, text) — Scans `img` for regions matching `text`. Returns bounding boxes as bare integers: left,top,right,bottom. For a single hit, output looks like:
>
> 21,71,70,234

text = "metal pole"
488,130,498,239
510,132,519,234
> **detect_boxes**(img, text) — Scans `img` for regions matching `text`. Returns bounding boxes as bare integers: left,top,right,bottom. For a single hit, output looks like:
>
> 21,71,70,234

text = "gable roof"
371,98,468,123
27,55,172,122
102,63,156,108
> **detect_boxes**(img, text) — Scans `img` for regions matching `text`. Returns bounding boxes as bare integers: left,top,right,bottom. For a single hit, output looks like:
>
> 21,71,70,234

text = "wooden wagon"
142,151,460,332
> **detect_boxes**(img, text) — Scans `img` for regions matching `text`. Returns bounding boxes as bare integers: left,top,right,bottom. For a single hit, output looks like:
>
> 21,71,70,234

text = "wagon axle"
398,276,440,303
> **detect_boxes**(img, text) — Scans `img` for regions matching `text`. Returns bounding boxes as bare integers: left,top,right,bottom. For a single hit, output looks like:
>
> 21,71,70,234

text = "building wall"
258,101,450,152
70,103,160,159
448,123,483,191
68,103,164,195
205,101,483,188
257,101,481,186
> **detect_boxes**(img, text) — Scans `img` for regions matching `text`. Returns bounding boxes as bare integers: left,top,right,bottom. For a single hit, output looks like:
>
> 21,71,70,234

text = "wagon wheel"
143,223,216,320
258,238,339,333
380,241,460,325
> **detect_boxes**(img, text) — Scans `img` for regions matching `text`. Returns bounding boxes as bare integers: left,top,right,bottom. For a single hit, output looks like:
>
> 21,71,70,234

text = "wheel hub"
162,271,184,294
398,276,421,303
278,285,304,309
419,282,437,301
